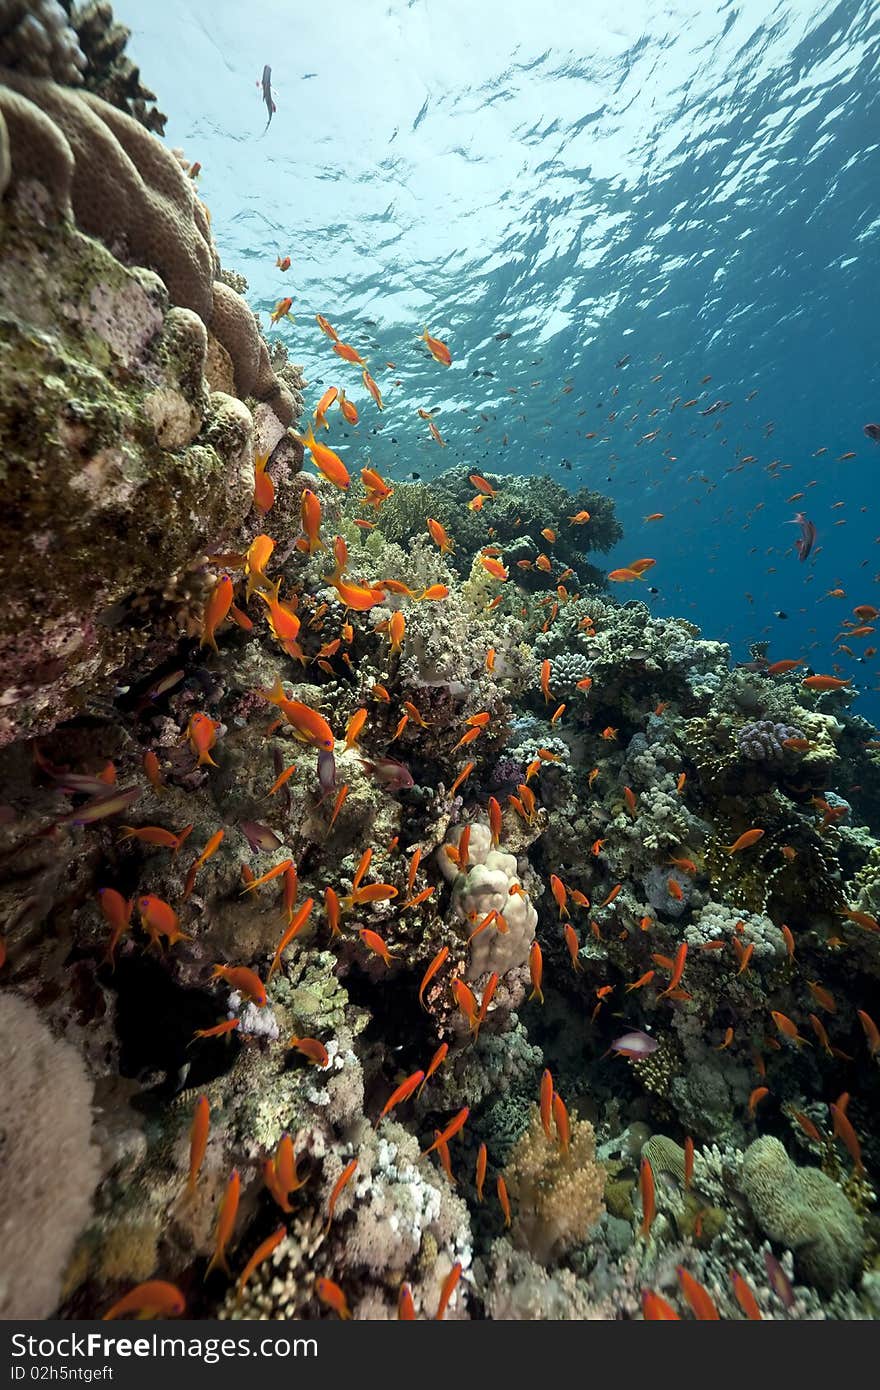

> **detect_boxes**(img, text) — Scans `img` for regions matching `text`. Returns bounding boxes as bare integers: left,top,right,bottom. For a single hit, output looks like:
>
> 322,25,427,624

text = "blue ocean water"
119,0,880,719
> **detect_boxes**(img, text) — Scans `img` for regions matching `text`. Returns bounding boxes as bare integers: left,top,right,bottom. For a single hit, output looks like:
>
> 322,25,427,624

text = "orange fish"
260,679,334,750
830,1103,864,1172
684,1136,694,1188
191,1018,240,1042
362,368,385,411
315,313,339,341
601,726,618,741
857,1009,880,1055
434,1262,463,1321
748,1086,770,1116
642,1290,680,1320
766,659,803,675
626,970,655,993
300,423,350,490
332,340,366,365
528,941,544,1004
326,1157,358,1228
640,1157,655,1238
427,517,454,553
422,1107,469,1156
200,574,234,653
212,963,267,1007
381,1069,425,1118
452,978,479,1032
475,1143,487,1202
316,1277,351,1320
450,762,475,798
419,1042,449,1095
103,1281,186,1321
186,712,220,767
267,897,315,981
801,674,850,691
98,887,134,969
337,389,358,424
398,1283,417,1320
677,1267,719,1320
479,554,508,581
807,980,836,1012
497,1175,512,1227
253,449,275,514
362,465,393,508
563,922,582,972
725,828,764,854
288,1035,330,1066
206,1169,240,1277
422,327,451,366
236,1226,286,1300
187,1095,210,1195
276,255,291,271
770,1010,809,1046
730,1270,762,1320
269,297,294,325
299,488,325,554
138,894,187,949
359,927,395,966
419,946,449,1009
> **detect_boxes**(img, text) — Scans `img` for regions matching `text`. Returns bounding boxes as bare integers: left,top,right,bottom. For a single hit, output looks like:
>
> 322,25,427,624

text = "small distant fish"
863,423,880,442
259,65,276,133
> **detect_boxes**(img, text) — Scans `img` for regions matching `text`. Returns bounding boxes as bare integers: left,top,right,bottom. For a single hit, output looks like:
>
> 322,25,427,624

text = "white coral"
438,821,537,979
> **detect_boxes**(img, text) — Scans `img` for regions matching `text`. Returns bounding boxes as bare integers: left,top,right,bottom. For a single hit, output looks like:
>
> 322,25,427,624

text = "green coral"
741,1136,864,1293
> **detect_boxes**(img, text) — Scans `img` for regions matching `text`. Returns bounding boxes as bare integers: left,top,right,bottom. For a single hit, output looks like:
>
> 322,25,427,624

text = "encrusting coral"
0,992,101,1318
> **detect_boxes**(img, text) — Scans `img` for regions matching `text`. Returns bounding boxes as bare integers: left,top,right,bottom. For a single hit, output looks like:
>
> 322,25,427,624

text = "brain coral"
0,991,101,1318
741,1135,863,1293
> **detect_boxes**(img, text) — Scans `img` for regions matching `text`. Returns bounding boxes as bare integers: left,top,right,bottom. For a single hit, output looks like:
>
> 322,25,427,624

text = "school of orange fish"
8,240,880,1325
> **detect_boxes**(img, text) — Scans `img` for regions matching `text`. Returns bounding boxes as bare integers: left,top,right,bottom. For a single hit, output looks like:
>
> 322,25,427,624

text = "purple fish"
317,750,337,797
764,1251,795,1309
791,511,816,562
60,787,141,826
863,423,880,443
360,756,414,793
238,820,283,853
608,1030,657,1058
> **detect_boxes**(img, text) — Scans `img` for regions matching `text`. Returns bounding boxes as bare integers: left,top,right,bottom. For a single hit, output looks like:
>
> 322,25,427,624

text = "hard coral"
736,718,805,763
741,1135,863,1293
0,992,101,1318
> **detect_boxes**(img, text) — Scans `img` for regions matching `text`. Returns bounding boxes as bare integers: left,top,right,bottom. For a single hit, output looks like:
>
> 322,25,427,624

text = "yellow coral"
503,1104,604,1264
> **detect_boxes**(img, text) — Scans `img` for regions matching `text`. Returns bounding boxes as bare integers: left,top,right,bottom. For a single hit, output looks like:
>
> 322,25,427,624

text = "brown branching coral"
503,1103,604,1265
